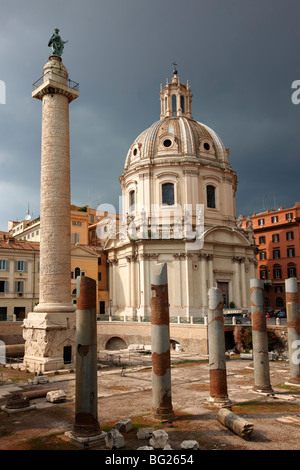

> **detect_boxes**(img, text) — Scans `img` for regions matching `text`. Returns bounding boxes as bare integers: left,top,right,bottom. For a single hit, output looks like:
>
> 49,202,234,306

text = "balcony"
32,70,79,92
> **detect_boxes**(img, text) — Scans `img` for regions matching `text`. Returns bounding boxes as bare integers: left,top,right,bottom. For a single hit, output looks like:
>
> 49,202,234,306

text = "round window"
163,139,172,148
203,142,210,151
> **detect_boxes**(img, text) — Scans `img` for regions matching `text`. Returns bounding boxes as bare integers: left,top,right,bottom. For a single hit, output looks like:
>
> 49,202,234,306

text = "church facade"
105,69,257,318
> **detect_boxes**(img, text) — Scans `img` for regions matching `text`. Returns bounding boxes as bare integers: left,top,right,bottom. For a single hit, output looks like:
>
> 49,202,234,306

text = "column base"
22,310,76,373
208,396,231,408
253,385,274,395
152,409,175,422
124,307,137,318
63,430,107,449
285,379,300,387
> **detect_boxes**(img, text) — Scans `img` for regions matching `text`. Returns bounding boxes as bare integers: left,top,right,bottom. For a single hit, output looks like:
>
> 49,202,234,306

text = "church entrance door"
217,282,229,308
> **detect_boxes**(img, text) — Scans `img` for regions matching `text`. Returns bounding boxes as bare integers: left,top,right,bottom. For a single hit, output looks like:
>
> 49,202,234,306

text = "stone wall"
0,321,24,345
0,320,288,356
97,322,208,355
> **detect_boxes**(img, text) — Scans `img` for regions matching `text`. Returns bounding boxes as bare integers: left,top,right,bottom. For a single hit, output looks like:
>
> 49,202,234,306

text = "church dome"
119,68,237,230
124,116,228,172
123,68,229,175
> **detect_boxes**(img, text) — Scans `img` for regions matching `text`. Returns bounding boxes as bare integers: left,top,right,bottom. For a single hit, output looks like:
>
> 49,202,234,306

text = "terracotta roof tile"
0,239,40,251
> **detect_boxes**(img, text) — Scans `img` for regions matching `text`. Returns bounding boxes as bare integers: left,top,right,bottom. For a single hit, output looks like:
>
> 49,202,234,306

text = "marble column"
207,254,214,289
232,257,241,308
198,254,208,309
23,54,79,372
251,279,273,394
172,254,183,314
207,287,230,406
285,278,300,384
151,263,174,421
240,257,247,308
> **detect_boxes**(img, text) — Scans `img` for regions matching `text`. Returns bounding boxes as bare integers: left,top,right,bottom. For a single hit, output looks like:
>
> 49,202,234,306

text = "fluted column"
232,257,241,308
198,254,208,309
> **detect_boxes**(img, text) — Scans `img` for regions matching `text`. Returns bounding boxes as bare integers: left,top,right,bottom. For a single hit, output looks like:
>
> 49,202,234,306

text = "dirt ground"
1,351,300,452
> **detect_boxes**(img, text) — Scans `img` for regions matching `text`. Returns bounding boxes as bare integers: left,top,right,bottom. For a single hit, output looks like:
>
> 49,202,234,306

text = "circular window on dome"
203,142,210,151
163,139,172,148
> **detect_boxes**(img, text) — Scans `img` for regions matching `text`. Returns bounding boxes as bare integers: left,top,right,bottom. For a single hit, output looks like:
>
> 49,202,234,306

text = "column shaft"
74,276,101,436
151,263,174,420
38,92,72,307
285,278,300,384
208,287,230,406
250,279,273,393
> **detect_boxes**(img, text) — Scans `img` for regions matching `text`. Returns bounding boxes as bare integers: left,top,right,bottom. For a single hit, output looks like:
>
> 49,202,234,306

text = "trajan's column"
23,30,79,372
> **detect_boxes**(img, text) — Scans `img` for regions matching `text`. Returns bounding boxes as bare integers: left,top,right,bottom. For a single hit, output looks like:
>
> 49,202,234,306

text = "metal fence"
97,314,205,324
32,70,79,92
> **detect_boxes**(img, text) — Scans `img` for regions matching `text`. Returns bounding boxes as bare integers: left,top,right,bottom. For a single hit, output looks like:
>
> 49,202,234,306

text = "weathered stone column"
285,278,300,385
250,279,273,394
151,263,174,420
22,53,79,372
74,277,101,436
65,276,105,447
208,287,230,406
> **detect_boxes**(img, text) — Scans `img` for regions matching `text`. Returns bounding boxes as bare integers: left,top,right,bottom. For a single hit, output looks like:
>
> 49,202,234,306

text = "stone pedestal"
22,54,79,372
23,311,76,372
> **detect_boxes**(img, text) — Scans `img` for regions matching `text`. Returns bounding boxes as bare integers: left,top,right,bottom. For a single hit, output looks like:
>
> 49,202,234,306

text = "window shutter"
23,261,28,272
4,281,8,293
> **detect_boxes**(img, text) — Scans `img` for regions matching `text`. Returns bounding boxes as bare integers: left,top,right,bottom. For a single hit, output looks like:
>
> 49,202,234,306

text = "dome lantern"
160,66,193,120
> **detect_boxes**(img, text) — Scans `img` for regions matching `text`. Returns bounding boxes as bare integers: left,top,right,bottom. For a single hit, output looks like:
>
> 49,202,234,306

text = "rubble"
149,429,169,449
114,418,133,433
105,428,125,449
137,428,154,439
46,390,66,403
181,440,199,450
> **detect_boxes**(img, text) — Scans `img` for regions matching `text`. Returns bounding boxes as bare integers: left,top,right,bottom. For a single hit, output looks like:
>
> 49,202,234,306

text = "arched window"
172,94,177,116
74,267,81,279
260,265,268,280
129,190,135,212
207,185,216,209
162,183,175,206
180,95,185,113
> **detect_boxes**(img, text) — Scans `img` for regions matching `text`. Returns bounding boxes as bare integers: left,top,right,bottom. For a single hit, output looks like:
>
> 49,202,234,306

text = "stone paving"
1,351,300,450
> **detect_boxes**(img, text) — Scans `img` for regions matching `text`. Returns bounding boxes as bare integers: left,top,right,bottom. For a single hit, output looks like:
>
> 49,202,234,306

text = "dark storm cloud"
0,0,299,230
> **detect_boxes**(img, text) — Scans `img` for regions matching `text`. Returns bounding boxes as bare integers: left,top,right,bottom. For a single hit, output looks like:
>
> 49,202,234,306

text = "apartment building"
5,204,117,317
0,236,40,320
242,202,300,311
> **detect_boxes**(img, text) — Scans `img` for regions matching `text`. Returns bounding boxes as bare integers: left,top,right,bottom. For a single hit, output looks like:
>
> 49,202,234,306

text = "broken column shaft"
74,276,101,436
285,278,300,384
208,287,230,406
250,279,273,393
151,263,174,421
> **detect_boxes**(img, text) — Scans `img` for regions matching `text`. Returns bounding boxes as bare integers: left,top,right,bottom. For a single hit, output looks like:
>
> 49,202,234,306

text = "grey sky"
0,0,299,230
